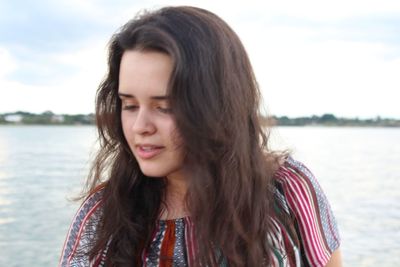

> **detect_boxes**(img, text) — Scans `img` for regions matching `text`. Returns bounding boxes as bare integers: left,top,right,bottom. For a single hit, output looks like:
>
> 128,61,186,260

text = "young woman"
59,6,341,267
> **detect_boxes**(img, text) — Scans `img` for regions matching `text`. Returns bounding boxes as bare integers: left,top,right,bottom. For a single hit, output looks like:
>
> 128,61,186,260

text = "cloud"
0,0,110,90
0,39,108,114
252,34,400,118
0,0,399,118
238,0,400,20
0,0,112,50
0,48,17,77
222,1,400,118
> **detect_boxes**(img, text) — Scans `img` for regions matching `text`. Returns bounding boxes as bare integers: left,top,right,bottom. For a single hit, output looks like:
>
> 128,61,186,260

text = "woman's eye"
157,107,172,114
122,104,138,110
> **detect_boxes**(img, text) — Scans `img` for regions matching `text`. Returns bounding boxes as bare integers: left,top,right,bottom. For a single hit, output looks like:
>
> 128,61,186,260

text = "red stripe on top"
289,173,326,263
58,185,105,266
159,220,176,267
142,222,161,267
185,217,196,267
65,200,103,265
276,167,330,266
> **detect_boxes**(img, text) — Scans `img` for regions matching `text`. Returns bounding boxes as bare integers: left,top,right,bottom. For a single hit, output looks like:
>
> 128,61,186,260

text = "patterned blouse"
59,157,340,267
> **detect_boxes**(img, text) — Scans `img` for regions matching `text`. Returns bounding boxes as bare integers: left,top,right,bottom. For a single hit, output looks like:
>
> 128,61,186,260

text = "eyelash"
122,104,171,114
157,107,172,114
122,105,138,111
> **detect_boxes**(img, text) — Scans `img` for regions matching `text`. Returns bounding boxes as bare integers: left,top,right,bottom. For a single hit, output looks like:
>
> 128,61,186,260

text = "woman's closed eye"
122,104,138,110
121,103,171,114
157,106,172,114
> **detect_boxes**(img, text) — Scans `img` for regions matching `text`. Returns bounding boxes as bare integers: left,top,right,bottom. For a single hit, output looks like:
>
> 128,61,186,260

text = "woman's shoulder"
272,156,341,266
273,156,317,184
59,186,105,267
272,156,338,228
273,156,331,207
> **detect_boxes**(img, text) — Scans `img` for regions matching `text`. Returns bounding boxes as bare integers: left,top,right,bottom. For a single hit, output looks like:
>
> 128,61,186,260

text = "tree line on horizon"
0,111,94,125
260,114,400,127
0,111,399,127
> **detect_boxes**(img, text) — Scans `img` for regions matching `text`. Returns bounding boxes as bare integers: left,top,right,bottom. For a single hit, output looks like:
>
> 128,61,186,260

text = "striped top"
59,157,340,267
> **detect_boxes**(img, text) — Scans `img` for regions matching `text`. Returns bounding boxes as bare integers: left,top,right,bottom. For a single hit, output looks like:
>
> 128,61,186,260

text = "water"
0,126,96,266
270,127,400,266
0,125,399,266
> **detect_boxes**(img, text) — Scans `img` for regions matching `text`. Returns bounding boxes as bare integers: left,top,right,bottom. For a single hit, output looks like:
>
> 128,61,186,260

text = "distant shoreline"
263,114,400,127
1,111,399,127
1,124,399,129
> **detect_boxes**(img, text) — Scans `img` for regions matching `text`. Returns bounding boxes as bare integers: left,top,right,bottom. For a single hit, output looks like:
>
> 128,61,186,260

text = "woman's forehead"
118,50,173,98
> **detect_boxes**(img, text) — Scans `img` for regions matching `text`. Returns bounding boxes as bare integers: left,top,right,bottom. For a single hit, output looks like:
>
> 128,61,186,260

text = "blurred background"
0,0,399,266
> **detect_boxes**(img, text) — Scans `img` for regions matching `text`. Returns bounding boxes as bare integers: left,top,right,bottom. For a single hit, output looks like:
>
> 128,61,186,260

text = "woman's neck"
159,175,189,220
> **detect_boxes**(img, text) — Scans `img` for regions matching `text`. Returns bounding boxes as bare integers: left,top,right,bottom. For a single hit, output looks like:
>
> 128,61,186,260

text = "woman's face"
118,50,185,181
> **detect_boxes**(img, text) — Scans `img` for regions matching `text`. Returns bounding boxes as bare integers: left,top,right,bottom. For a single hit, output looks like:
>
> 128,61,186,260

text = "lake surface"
0,125,399,266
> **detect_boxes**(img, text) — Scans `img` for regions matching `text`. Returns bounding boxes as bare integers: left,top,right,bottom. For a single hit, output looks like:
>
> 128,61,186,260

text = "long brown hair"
86,6,283,266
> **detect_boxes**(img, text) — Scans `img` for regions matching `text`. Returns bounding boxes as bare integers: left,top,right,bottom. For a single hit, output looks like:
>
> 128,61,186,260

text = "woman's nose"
132,108,156,135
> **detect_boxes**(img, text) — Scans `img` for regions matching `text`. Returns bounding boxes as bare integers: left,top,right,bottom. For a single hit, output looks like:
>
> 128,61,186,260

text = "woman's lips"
135,145,164,159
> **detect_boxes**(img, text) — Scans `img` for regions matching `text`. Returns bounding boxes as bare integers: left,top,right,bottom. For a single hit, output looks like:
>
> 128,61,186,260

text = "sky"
0,0,399,118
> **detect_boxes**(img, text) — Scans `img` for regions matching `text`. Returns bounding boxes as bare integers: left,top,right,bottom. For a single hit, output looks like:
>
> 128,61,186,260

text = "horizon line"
1,110,400,120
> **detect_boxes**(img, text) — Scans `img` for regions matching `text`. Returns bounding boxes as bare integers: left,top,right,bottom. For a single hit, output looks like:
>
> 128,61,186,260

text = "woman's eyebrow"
118,92,134,98
118,93,169,100
150,95,169,100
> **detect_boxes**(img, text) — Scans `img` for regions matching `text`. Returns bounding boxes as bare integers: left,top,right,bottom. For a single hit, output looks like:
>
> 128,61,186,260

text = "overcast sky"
1,0,399,118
